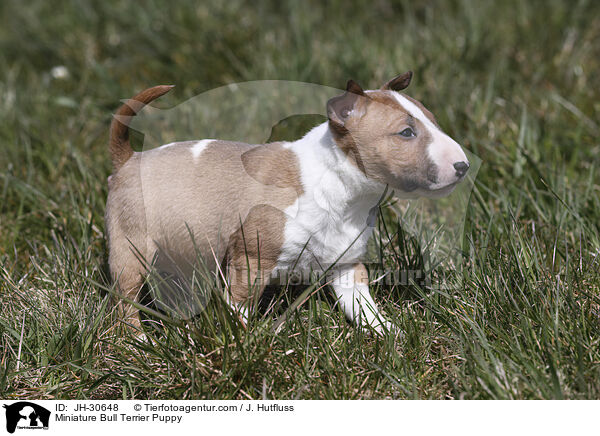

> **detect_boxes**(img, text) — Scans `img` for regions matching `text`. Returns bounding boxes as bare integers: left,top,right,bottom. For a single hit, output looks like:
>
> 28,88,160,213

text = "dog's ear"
381,71,413,91
327,80,366,132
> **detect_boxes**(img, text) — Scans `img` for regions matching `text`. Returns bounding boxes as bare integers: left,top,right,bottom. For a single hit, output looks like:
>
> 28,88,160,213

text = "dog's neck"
285,122,386,223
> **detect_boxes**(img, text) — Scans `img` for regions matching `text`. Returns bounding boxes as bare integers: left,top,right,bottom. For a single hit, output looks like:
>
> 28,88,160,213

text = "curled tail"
109,85,174,171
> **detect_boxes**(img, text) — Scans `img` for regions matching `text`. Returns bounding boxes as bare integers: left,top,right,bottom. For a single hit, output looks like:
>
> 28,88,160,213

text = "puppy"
105,72,469,332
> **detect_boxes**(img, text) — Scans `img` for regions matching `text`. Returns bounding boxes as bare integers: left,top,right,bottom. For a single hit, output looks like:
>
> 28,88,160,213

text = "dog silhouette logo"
2,402,50,434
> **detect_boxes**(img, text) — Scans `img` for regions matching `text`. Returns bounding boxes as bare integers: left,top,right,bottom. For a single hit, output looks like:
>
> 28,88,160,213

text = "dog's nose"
453,161,469,177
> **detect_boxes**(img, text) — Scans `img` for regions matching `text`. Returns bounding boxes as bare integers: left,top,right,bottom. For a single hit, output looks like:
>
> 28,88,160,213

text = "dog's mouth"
418,180,463,198
391,179,462,199
429,180,459,192
396,178,458,192
399,178,421,192
389,172,466,198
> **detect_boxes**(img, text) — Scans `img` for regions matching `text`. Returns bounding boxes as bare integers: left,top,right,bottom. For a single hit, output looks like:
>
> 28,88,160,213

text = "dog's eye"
398,127,416,138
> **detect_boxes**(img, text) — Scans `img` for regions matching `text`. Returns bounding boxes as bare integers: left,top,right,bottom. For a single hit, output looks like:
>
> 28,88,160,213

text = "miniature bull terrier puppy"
105,72,469,333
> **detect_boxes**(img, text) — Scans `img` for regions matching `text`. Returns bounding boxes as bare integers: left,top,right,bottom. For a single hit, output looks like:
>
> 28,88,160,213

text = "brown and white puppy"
105,72,469,332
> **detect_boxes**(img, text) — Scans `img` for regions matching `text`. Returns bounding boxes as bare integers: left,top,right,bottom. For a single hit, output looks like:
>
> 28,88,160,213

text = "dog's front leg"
227,258,270,327
330,263,391,334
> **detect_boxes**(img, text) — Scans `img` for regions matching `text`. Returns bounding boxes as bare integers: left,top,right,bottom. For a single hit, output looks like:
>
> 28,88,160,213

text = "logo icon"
3,402,50,434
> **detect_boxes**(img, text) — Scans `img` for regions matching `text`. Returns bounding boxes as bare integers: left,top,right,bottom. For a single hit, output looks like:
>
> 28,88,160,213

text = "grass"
1,0,600,399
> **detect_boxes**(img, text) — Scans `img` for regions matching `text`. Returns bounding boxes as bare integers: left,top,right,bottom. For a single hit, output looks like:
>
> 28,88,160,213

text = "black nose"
453,161,469,177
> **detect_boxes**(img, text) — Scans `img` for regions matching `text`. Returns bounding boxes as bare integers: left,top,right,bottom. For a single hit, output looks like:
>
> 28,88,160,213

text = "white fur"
392,93,468,189
158,141,179,149
191,139,215,159
157,139,215,160
330,267,390,332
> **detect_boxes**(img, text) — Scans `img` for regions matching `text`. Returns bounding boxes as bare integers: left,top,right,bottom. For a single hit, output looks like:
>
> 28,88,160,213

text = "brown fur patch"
241,142,304,194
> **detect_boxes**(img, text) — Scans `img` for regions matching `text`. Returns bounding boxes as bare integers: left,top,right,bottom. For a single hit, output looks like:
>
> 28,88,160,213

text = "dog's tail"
110,85,175,171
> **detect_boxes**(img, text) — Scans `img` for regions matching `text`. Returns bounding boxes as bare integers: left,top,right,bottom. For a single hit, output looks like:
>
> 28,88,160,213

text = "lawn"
0,0,599,399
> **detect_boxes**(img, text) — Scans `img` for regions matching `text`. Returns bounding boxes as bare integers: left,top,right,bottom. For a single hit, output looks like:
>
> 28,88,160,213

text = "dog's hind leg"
108,239,149,330
114,271,145,329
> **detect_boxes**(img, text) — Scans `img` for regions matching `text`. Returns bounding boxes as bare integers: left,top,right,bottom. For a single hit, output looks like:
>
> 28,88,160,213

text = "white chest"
275,123,385,273
276,195,376,271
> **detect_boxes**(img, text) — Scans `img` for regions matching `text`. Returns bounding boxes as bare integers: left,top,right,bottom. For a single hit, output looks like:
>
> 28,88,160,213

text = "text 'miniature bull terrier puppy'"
105,71,469,333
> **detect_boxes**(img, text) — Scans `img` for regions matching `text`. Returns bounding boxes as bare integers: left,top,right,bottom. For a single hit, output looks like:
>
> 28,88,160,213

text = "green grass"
1,0,600,399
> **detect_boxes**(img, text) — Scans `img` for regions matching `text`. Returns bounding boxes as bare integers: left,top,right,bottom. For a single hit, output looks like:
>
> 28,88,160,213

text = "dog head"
327,72,469,198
